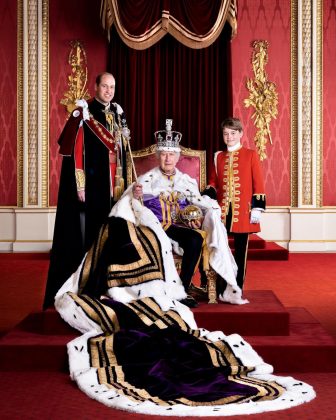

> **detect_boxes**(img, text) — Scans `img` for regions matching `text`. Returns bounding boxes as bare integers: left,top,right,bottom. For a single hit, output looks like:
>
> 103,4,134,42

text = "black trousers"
166,224,204,292
226,205,249,289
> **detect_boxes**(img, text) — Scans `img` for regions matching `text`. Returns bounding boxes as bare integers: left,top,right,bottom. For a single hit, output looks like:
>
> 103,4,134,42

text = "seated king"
109,119,248,307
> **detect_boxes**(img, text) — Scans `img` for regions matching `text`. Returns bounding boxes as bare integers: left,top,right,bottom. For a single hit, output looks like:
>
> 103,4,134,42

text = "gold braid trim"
75,169,85,190
253,193,266,201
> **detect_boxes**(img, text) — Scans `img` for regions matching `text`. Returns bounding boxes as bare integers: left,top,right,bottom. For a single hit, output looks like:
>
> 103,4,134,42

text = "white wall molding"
260,207,336,252
0,207,335,253
0,208,55,252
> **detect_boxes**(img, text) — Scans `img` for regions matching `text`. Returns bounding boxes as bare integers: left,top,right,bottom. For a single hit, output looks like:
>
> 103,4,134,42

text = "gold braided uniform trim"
253,193,266,201
75,169,85,190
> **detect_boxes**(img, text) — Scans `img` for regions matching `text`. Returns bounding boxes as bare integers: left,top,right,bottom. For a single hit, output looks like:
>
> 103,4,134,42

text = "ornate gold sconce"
244,40,278,160
60,41,90,113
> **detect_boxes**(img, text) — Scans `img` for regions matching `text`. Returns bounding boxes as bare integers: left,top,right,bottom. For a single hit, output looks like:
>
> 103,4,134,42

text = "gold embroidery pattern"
75,169,85,190
79,295,285,406
90,116,116,145
221,152,240,223
68,292,120,334
107,222,164,287
253,194,266,201
160,191,183,227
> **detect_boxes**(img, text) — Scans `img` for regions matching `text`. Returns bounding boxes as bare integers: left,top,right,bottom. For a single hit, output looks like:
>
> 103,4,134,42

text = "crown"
154,119,182,152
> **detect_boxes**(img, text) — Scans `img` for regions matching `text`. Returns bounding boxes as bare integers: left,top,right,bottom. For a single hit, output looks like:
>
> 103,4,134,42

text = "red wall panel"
49,0,108,205
323,1,336,206
1,1,333,208
231,0,291,206
0,0,17,206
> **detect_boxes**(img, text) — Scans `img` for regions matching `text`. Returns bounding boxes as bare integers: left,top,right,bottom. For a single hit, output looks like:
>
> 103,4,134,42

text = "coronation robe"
44,98,128,308
109,167,247,305
54,217,315,417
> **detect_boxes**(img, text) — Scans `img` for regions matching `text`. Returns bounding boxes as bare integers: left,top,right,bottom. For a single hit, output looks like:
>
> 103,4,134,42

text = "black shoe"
188,284,207,300
179,295,198,308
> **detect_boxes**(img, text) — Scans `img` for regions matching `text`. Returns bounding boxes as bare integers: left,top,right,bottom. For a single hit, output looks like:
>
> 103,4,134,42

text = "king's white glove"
250,208,262,224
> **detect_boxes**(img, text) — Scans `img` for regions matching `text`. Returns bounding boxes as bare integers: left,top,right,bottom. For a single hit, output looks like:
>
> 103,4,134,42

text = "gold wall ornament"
60,41,90,113
244,40,278,160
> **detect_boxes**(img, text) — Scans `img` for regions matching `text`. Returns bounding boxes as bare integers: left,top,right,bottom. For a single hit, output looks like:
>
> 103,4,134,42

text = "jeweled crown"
154,119,182,152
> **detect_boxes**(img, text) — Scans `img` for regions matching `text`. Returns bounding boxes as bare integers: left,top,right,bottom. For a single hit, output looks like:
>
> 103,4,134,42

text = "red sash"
84,117,118,153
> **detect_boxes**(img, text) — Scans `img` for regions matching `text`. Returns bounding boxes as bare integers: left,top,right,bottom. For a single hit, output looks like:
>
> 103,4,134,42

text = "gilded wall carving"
60,41,90,114
244,40,278,161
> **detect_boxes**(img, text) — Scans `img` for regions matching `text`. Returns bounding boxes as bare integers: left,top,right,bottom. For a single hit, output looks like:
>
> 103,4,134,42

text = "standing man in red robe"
43,72,130,308
204,117,266,291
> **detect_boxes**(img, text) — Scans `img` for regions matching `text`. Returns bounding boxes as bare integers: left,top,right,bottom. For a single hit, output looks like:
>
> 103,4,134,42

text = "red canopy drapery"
100,0,237,49
100,1,236,177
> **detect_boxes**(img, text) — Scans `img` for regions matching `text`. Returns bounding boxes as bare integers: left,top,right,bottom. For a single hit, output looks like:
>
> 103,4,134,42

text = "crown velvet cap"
155,119,182,152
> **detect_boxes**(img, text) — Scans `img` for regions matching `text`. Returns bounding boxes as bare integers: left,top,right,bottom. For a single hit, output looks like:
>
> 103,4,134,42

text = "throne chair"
126,144,217,304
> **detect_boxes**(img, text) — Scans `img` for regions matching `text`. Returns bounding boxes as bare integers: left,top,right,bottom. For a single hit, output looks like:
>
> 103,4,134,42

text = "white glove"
75,99,89,121
122,127,131,138
250,208,262,224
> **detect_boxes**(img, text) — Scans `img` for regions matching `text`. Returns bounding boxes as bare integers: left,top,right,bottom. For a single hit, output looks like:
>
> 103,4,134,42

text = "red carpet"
1,290,335,373
0,371,334,420
1,251,336,419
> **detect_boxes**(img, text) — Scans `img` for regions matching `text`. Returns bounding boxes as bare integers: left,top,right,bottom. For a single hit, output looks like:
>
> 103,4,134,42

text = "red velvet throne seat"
126,144,206,190
126,145,217,304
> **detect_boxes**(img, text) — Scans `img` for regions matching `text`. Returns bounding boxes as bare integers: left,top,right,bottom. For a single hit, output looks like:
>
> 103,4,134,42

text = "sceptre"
121,122,143,204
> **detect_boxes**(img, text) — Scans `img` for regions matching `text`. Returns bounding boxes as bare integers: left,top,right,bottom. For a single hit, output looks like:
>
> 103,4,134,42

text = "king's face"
158,151,179,175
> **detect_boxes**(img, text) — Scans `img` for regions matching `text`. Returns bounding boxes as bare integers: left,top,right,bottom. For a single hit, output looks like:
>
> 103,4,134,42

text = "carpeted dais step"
0,292,335,373
228,233,266,249
17,290,291,337
228,234,289,260
193,290,290,336
0,328,77,371
247,241,289,260
229,234,266,249
1,306,334,372
18,309,78,336
247,307,336,373
0,252,50,260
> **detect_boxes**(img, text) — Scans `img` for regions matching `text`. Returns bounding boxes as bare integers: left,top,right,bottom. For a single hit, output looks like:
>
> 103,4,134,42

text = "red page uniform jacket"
208,146,266,233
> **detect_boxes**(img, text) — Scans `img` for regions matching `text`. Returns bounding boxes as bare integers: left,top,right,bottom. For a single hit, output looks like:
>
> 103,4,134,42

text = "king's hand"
132,183,143,200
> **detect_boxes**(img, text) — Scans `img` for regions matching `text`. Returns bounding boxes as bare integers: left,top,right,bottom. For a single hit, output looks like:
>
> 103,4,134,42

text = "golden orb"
180,205,203,223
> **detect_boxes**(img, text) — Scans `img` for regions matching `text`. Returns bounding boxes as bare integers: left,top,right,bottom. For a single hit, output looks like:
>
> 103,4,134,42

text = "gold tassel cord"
124,135,144,205
126,136,138,183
